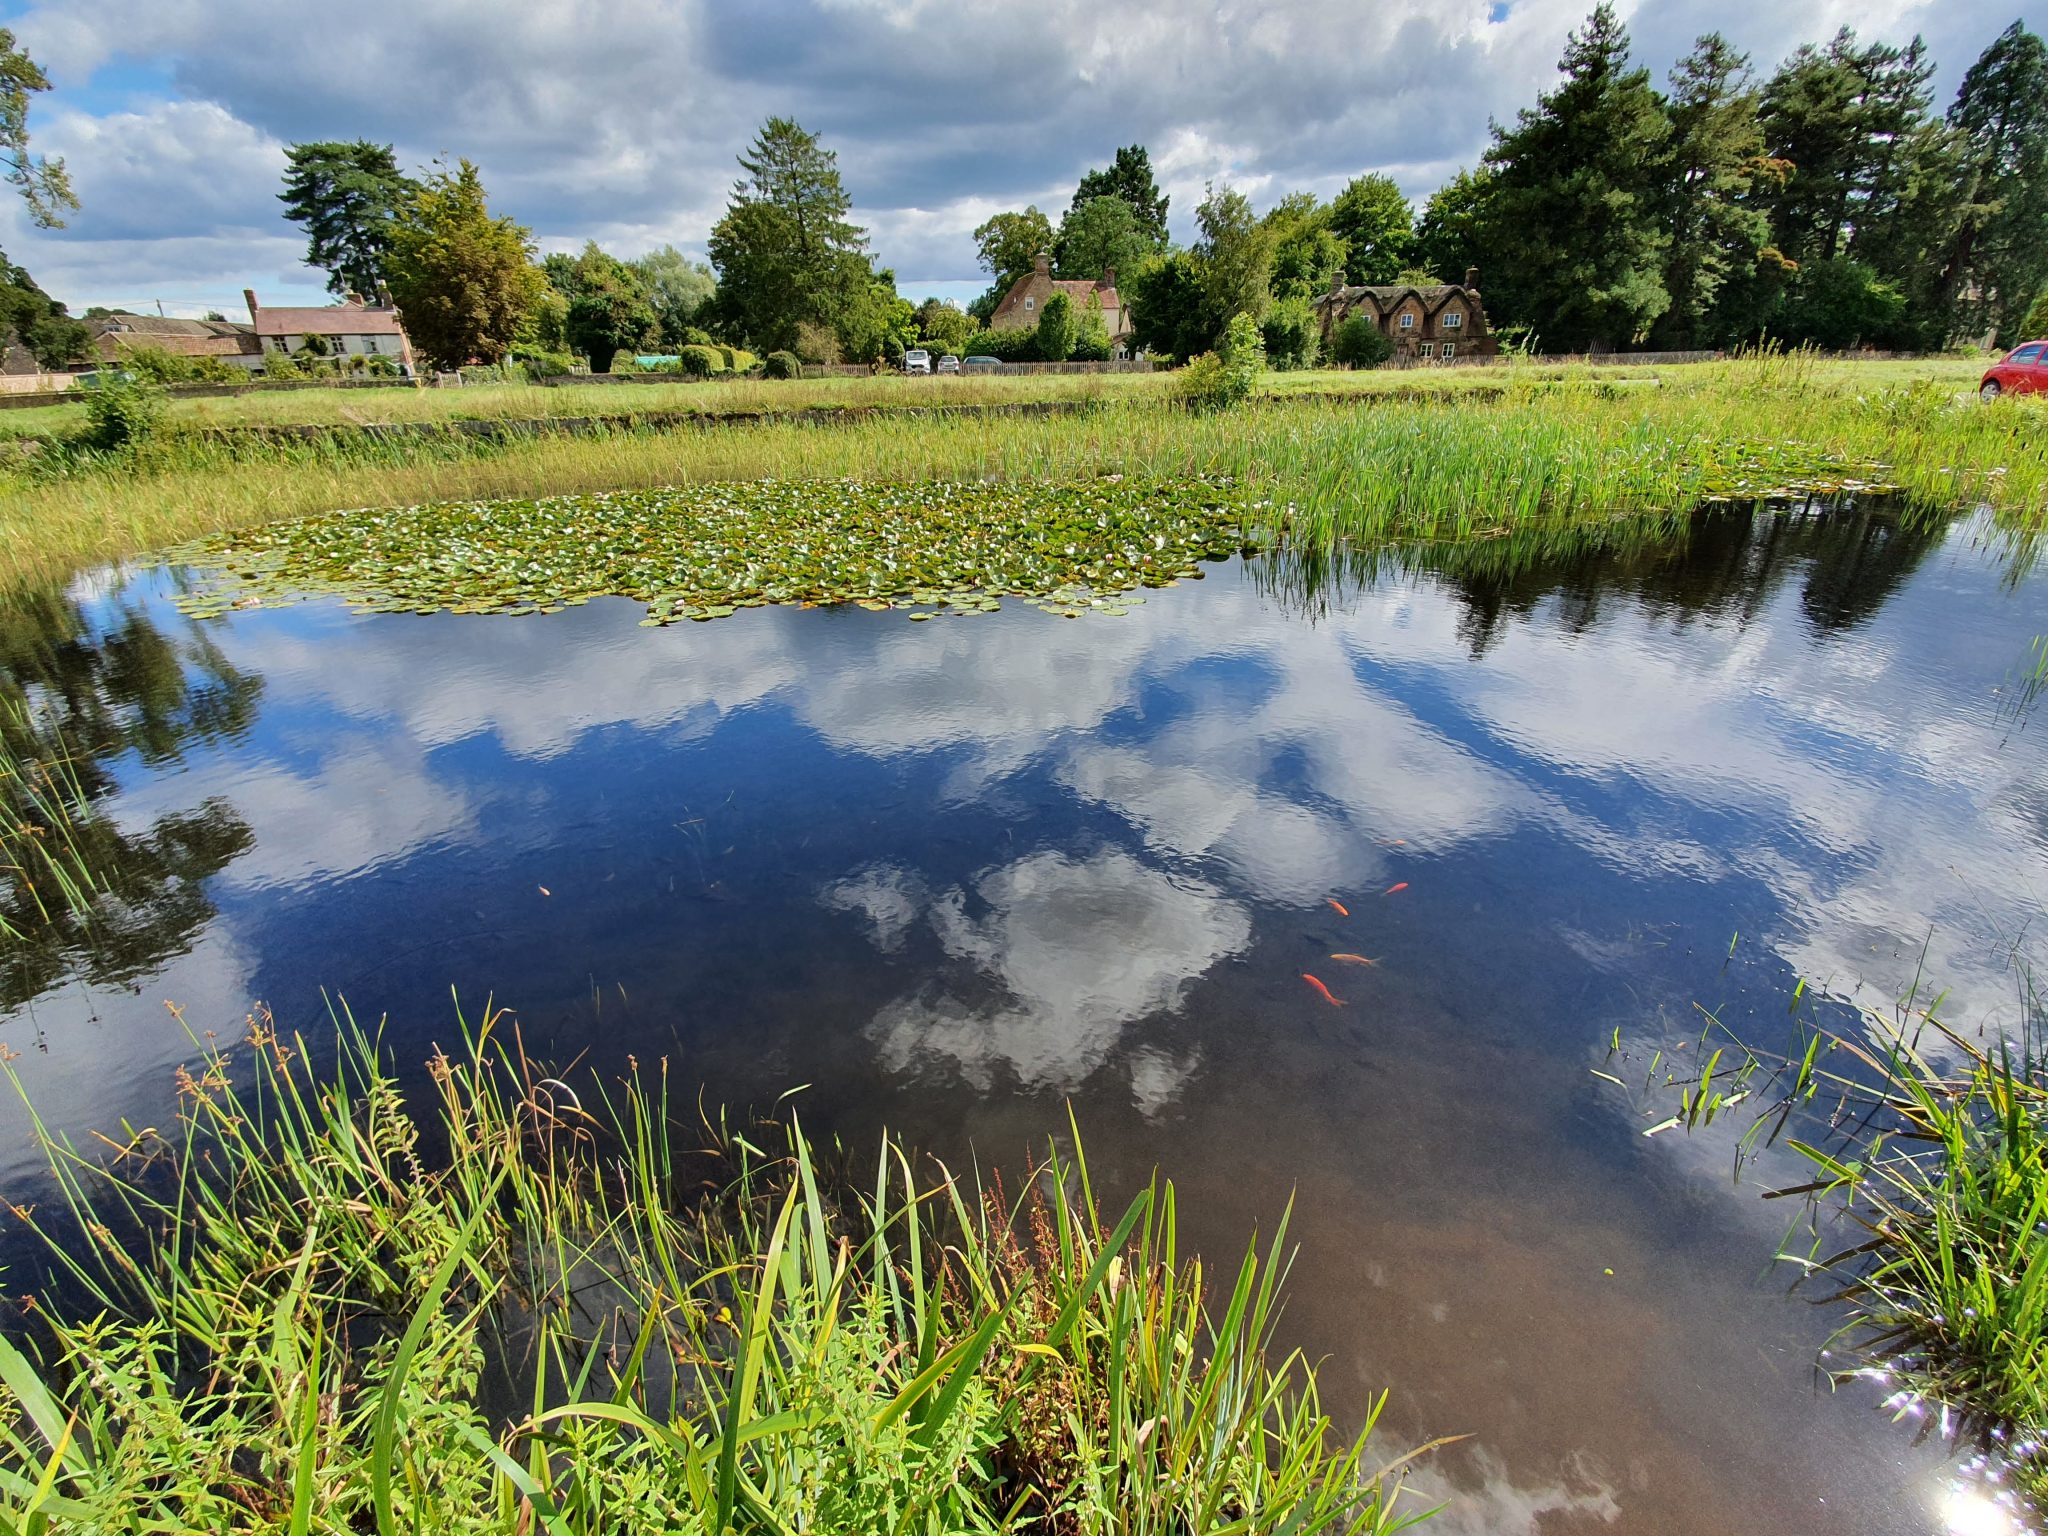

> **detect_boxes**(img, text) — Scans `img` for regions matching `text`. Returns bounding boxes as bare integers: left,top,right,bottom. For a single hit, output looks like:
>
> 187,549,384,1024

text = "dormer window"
1024,297,1035,311
1399,313,1414,329
1443,312,1463,329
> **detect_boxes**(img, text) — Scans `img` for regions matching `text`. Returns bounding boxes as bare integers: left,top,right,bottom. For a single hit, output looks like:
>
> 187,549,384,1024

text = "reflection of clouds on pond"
1390,1445,1622,1536
828,849,1249,1108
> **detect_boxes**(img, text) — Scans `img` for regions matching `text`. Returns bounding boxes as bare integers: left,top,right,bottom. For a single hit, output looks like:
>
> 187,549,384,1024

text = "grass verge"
0,1007,1437,1533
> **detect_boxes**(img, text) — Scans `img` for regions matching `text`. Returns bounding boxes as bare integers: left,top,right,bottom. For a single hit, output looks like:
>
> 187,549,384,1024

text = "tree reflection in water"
0,581,260,1012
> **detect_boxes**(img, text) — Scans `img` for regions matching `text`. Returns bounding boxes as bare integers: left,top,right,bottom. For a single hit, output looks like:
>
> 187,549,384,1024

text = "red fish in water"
1302,973,1346,1006
1326,897,1350,917
1329,953,1378,966
1384,882,1409,895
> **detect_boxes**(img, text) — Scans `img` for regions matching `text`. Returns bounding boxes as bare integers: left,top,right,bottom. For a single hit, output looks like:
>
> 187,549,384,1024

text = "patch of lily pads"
170,479,1258,625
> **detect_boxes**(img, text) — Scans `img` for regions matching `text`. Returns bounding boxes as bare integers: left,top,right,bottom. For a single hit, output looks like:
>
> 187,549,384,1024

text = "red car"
1981,340,2048,399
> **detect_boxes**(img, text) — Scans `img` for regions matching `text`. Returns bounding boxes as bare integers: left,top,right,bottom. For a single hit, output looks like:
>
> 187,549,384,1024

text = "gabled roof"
1315,283,1472,318
249,305,406,338
89,314,253,340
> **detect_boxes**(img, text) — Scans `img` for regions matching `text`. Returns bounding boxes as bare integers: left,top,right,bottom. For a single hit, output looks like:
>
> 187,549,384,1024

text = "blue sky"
0,0,2028,318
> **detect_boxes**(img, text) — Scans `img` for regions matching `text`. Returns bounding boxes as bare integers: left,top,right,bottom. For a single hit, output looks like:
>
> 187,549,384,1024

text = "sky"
0,0,2030,319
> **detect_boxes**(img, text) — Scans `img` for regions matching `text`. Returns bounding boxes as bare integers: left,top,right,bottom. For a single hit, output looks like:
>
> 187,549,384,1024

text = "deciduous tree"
1195,183,1276,336
1055,195,1156,281
1327,175,1413,284
1070,145,1169,245
0,30,74,227
384,159,545,370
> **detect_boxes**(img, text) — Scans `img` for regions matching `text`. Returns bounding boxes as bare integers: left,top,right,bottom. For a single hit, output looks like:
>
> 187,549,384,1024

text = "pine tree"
707,118,874,353
1938,22,2048,344
1653,35,1773,347
279,142,417,297
1481,3,1672,350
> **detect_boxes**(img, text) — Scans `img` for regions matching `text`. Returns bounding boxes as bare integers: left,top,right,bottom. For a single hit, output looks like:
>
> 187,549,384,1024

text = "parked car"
1981,340,2048,399
903,348,932,374
962,356,1001,370
936,354,961,374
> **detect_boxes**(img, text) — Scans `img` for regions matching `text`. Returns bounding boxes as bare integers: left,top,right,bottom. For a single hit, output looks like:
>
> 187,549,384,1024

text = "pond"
2,500,2042,1535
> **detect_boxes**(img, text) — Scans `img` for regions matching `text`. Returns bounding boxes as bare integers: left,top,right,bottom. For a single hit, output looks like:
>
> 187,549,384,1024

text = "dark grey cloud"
0,0,2027,314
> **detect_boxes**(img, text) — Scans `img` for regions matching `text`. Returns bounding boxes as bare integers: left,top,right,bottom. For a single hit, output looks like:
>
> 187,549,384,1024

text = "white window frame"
1024,297,1035,311
1442,311,1463,329
1420,341,1434,357
1398,312,1414,329
1441,341,1455,360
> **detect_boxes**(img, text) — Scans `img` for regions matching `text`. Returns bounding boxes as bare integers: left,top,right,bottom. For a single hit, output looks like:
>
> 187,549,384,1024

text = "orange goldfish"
1384,882,1409,895
1326,897,1350,917
1329,953,1379,966
1302,974,1346,1006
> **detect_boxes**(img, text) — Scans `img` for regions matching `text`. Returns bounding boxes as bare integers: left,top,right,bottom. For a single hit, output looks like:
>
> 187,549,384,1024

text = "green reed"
0,697,103,941
0,1006,1440,1534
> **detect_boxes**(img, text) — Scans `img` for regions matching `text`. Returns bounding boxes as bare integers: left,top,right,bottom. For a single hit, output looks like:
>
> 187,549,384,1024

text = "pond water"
3,501,2044,1534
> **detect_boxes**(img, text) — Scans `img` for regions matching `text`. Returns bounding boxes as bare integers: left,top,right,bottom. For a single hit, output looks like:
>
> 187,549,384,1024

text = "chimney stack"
1463,267,1480,291
1102,266,1115,289
243,288,260,321
1033,251,1050,276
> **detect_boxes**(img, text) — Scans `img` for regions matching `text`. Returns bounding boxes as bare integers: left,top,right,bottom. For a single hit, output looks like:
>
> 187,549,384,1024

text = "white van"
904,349,932,374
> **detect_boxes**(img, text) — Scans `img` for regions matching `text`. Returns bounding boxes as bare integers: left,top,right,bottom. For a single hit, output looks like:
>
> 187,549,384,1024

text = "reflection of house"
1313,268,1498,360
87,313,264,371
243,288,414,369
991,254,1130,350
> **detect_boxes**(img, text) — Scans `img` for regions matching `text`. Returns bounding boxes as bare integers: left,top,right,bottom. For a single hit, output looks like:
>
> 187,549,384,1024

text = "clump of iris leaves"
172,479,1256,625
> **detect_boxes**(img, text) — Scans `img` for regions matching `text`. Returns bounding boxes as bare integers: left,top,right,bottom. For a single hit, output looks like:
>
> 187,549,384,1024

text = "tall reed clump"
0,696,102,941
0,1007,1437,1534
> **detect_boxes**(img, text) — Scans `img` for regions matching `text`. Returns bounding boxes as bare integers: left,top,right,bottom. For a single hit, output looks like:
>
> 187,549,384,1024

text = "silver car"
936,354,961,374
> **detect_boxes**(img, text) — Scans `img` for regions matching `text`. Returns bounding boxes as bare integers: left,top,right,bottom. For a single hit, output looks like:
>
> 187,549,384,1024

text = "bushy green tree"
0,249,88,367
1652,35,1774,348
1328,175,1413,284
554,243,656,370
1412,168,1494,285
707,118,875,354
1072,293,1113,361
1070,145,1170,245
279,142,416,297
1034,290,1077,361
2022,291,2048,342
1778,256,1906,348
970,206,1053,318
1178,311,1263,409
385,159,545,370
1260,298,1321,369
915,297,974,355
1264,193,1348,301
1127,251,1211,359
1,29,75,227
1055,195,1157,281
1481,3,1671,349
630,244,717,346
1937,22,2048,344
1196,183,1276,335
1329,312,1393,367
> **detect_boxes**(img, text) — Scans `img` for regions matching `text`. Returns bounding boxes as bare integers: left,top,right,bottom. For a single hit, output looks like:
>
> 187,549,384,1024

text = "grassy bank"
0,1012,1432,1533
0,357,2039,600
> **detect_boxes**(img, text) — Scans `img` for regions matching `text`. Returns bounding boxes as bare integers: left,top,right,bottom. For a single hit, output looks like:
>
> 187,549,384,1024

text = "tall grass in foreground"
3,367,2043,596
0,1008,1436,1534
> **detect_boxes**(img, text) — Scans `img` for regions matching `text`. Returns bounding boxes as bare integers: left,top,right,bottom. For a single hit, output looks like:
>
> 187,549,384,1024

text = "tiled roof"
98,332,258,360
89,315,254,340
250,306,406,337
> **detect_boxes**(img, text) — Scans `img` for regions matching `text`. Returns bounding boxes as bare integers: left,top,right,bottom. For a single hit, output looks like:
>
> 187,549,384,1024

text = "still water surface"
3,503,2043,1534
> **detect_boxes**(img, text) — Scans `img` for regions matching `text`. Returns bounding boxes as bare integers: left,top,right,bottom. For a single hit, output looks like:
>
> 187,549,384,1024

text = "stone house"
244,288,415,371
1312,268,1498,361
990,255,1130,350
88,313,264,371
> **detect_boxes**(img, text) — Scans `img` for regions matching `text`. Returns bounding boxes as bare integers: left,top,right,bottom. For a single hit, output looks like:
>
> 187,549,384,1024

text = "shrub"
729,347,758,371
515,349,576,381
1034,291,1077,362
792,321,841,365
363,354,400,377
1330,313,1393,368
1177,313,1263,411
2017,291,2048,345
116,343,241,386
1260,298,1321,370
262,350,304,380
297,331,331,358
959,326,1037,363
79,375,167,453
718,346,738,370
763,349,802,379
677,343,727,376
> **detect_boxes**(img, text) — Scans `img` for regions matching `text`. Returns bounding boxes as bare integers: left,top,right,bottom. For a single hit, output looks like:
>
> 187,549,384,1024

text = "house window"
364,336,379,354
1399,312,1414,329
1024,297,1035,311
1420,342,1434,357
1441,342,1455,360
1442,312,1463,329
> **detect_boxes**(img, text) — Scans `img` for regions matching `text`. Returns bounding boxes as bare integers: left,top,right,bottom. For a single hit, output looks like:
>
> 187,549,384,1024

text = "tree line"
1,12,2045,375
